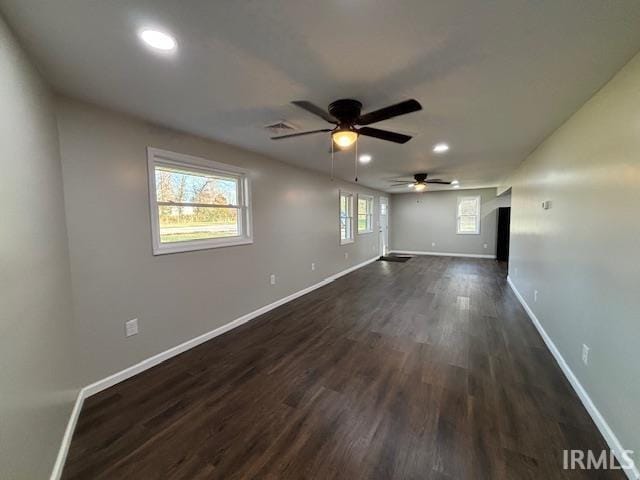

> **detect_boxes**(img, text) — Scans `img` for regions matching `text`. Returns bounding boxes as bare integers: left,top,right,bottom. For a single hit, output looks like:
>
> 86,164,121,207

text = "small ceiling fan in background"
389,173,452,192
271,98,422,148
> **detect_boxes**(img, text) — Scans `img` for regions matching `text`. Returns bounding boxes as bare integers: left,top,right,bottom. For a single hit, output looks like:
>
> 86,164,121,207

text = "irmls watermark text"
563,449,635,471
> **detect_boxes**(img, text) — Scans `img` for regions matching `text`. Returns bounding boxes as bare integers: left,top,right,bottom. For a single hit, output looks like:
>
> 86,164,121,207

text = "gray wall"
0,16,78,480
389,188,499,256
495,189,511,208
503,52,640,458
55,98,383,385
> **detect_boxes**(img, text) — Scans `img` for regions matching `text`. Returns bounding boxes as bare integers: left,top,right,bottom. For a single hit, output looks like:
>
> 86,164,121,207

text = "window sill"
357,230,373,235
153,237,253,255
456,231,480,235
340,239,355,245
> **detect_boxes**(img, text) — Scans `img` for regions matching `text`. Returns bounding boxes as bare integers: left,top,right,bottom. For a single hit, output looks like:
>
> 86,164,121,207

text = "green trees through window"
155,166,240,243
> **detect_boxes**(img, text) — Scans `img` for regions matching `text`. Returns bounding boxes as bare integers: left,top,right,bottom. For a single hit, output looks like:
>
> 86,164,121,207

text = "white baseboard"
507,276,639,480
50,255,378,479
389,249,496,259
50,389,86,480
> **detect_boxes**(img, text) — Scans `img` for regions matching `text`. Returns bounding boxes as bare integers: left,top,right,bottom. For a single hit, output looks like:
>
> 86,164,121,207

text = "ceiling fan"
390,173,452,192
271,99,422,147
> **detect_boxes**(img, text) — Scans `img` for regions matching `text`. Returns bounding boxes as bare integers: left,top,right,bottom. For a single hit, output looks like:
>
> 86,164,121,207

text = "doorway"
496,207,511,262
379,197,389,256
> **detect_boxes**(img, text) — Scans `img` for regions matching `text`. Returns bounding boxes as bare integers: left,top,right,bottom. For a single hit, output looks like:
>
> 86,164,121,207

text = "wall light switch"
344,252,349,259
125,318,138,337
534,290,538,302
311,262,315,271
483,243,488,249
431,242,436,247
270,274,276,285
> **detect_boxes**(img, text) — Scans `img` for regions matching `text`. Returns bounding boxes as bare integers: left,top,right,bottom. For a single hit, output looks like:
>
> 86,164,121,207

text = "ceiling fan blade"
357,99,422,125
426,180,452,185
271,129,332,140
291,101,337,124
358,127,412,144
390,183,413,187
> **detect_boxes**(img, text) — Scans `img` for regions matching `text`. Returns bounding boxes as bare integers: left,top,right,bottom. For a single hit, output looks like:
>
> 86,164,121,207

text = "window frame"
456,195,481,235
357,194,374,235
147,147,253,255
339,190,354,245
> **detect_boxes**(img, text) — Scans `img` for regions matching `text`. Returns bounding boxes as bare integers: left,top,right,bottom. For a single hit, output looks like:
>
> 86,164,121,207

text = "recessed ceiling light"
451,179,459,185
139,29,177,51
359,154,372,164
433,143,449,153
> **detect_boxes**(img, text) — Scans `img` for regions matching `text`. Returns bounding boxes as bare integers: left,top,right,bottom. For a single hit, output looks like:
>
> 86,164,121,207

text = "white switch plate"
582,344,590,366
311,262,315,271
344,252,349,259
431,242,436,247
483,243,488,249
270,274,276,285
534,290,538,302
125,318,138,337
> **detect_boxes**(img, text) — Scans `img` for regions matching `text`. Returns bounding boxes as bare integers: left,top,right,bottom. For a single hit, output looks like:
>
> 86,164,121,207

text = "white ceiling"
3,0,640,192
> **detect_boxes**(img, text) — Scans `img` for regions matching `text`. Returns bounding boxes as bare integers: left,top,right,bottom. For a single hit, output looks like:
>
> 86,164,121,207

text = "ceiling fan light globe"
414,183,427,192
332,129,358,148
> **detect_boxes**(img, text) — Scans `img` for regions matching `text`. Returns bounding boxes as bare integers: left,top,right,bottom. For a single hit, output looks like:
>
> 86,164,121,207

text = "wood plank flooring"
62,256,622,479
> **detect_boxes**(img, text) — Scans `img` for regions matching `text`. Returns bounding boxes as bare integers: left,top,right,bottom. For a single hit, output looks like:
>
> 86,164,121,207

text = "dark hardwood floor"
63,256,621,479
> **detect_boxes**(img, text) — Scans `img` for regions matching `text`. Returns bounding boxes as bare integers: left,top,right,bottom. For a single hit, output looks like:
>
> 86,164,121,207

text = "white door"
379,197,389,256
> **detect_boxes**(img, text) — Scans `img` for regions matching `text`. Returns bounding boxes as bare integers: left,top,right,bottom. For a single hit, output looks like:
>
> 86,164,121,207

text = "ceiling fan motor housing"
328,99,363,126
414,173,428,183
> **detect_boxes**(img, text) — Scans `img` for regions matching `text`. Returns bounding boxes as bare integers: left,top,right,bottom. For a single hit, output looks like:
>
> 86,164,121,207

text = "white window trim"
339,190,354,245
147,147,253,255
357,194,374,235
456,195,481,235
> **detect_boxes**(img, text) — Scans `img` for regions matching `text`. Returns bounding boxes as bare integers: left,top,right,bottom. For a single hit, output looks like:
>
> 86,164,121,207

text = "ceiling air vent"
264,121,297,135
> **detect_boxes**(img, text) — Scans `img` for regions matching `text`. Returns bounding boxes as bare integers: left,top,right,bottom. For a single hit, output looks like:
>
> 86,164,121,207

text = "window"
357,194,374,234
339,191,354,244
457,196,481,234
147,147,252,254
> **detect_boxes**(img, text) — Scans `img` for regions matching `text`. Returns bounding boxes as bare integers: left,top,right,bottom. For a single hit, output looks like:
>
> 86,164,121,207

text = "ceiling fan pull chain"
330,137,334,181
354,136,358,182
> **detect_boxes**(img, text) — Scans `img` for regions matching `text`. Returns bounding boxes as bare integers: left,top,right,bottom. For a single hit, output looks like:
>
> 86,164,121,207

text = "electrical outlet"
534,290,538,302
270,274,276,285
483,243,488,249
125,318,138,337
311,262,315,271
431,242,436,247
344,252,349,259
582,344,590,366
